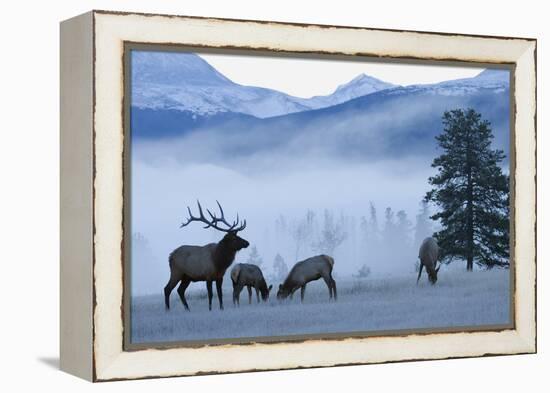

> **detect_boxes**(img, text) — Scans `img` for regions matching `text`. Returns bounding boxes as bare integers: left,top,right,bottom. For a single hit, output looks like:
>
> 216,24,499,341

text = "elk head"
276,284,291,300
180,200,249,252
427,262,442,284
261,284,273,301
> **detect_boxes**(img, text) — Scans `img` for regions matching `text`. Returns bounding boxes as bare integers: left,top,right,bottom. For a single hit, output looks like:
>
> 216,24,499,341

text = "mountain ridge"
131,51,395,118
130,52,510,165
131,69,510,163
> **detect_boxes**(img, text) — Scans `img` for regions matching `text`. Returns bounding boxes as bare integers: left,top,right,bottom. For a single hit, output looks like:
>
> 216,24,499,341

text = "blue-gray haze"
130,50,510,298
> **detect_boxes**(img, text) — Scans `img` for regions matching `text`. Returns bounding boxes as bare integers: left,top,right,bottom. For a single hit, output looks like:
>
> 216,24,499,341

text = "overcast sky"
199,52,485,98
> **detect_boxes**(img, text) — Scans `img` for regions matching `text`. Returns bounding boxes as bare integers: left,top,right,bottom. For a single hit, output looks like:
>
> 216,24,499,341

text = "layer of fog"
132,84,511,171
131,140,438,295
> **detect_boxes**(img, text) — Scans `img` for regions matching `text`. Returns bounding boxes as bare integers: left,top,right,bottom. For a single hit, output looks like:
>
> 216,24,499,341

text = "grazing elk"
164,201,249,311
277,255,336,302
416,236,441,285
230,263,272,305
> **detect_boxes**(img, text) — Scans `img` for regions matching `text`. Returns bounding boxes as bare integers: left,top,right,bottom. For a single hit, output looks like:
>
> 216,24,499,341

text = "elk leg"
300,285,306,303
331,277,337,300
247,286,252,304
216,279,224,310
416,263,424,284
232,282,239,306
176,278,191,311
164,276,179,310
322,275,333,300
255,288,260,303
234,284,243,306
206,280,213,311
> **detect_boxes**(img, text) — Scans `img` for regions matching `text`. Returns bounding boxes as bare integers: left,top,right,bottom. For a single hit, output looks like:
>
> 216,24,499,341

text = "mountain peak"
132,51,396,117
349,73,370,83
301,73,394,107
335,73,395,93
131,51,232,86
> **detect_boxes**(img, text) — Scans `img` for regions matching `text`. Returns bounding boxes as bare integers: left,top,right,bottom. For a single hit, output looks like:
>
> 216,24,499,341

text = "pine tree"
425,108,509,270
273,253,288,281
360,203,379,248
395,210,412,246
382,207,395,245
360,216,369,240
368,202,379,246
414,200,433,248
246,245,263,267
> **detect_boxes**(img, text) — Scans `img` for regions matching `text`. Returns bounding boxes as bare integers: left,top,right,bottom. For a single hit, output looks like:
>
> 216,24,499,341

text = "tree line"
133,108,510,288
248,107,510,277
245,200,435,280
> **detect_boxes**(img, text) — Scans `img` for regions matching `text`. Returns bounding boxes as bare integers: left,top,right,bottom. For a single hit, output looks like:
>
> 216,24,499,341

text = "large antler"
180,200,246,233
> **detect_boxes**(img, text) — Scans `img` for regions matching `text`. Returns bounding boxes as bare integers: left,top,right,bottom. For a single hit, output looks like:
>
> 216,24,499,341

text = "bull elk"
230,263,272,305
164,201,249,311
416,236,441,285
277,255,336,302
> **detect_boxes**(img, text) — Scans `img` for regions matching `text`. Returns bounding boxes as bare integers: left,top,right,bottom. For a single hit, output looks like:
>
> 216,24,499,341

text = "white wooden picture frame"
60,10,536,381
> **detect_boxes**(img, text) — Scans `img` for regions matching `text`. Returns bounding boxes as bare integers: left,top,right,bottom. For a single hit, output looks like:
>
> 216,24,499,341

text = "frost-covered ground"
130,269,510,344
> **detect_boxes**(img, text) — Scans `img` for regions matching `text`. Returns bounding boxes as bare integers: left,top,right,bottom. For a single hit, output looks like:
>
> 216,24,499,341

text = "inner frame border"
121,42,517,352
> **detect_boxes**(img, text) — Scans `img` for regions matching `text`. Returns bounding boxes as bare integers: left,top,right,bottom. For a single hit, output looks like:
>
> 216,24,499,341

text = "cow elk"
164,201,249,311
277,255,336,302
230,263,272,305
417,236,441,285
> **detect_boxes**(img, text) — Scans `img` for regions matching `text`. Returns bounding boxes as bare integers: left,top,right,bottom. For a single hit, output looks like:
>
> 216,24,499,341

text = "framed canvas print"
60,10,537,381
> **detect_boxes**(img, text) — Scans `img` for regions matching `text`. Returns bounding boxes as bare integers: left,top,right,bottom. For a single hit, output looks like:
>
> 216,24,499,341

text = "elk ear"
268,285,273,292
278,284,283,290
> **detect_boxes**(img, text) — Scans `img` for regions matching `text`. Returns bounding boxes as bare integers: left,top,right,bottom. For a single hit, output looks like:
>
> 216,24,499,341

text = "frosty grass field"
130,269,510,344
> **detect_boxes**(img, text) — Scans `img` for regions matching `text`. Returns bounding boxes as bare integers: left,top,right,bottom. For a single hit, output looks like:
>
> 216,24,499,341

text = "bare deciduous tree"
290,210,316,261
312,209,347,257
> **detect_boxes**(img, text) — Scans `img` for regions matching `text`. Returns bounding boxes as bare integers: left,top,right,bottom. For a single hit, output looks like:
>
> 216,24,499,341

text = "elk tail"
324,255,335,268
230,265,241,285
168,250,176,269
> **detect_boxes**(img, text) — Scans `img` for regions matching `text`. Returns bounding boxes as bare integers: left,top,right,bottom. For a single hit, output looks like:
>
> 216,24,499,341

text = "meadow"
130,268,511,344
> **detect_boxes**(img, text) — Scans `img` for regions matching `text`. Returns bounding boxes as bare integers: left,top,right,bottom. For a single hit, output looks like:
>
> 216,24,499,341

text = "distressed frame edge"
59,11,95,381
90,11,537,381
91,8,538,42
512,40,537,354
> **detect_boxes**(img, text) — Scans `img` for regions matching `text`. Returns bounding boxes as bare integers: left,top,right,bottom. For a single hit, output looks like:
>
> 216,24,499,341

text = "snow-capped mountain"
303,73,396,109
132,50,231,87
131,51,394,118
384,69,509,98
443,68,509,88
132,65,510,165
132,51,310,118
